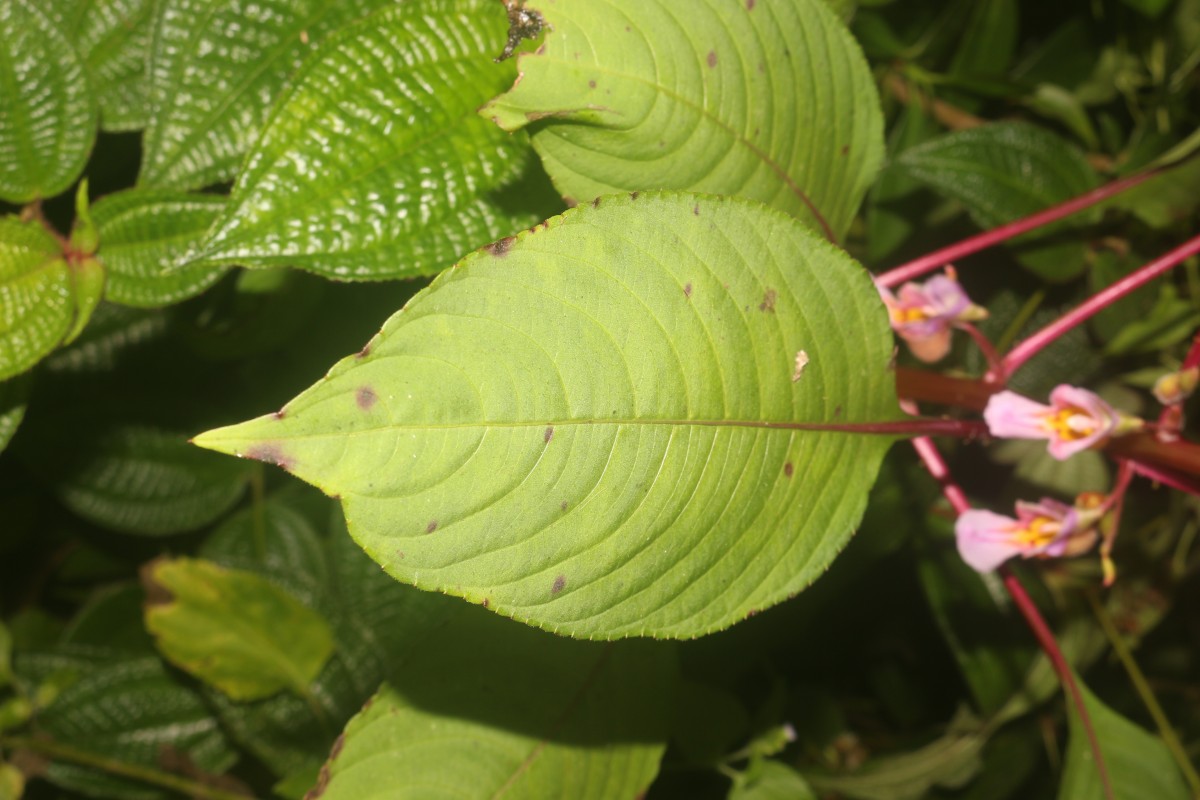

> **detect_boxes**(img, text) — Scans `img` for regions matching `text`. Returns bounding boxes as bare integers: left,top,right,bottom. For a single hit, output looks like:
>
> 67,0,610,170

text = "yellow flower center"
1012,516,1061,548
1041,406,1095,441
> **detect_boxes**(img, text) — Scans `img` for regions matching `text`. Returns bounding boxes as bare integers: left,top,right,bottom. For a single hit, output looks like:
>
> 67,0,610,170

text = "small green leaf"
482,0,883,240
0,762,23,800
140,0,401,190
24,424,251,535
1103,285,1200,356
895,122,1100,281
0,0,97,203
0,375,30,454
1059,676,1189,800
92,189,227,307
310,608,675,800
48,0,155,131
144,557,335,701
195,192,899,639
0,216,74,380
185,1,537,280
35,655,238,800
731,760,817,800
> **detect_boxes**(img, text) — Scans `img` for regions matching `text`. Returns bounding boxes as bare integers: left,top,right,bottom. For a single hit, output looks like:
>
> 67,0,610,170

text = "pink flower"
956,498,1099,572
877,269,987,363
983,385,1138,460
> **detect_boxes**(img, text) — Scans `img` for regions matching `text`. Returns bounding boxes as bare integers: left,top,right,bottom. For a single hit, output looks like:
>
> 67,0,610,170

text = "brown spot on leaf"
684,282,693,298
560,500,569,511
746,0,755,8
245,443,295,471
481,598,490,608
272,409,286,420
397,551,405,559
356,386,377,410
707,50,718,68
426,520,438,533
630,191,640,200
485,236,516,256
139,559,173,607
544,425,554,442
834,405,843,418
841,144,850,156
759,289,777,313
592,196,602,208
588,79,596,88
784,461,794,477
356,343,371,359
551,575,566,595
693,204,700,216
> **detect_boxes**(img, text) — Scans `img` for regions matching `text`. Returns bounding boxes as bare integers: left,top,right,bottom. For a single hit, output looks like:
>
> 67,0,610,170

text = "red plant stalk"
905,426,1114,798
874,171,1157,289
1003,233,1200,376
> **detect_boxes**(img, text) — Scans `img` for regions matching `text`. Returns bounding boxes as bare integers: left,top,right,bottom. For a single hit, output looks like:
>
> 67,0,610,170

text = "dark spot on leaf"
560,500,569,511
426,520,438,533
746,609,759,618
245,443,294,471
551,575,566,595
481,598,490,608
592,196,602,208
759,289,777,312
693,204,700,216
544,425,554,442
272,409,286,420
485,236,516,256
356,343,371,359
304,765,330,800
588,79,596,88
707,50,718,68
784,461,794,477
625,25,631,31
356,386,377,410
684,282,693,298
746,0,755,8
397,551,405,559
495,3,545,62
834,405,843,418
329,733,345,761
630,191,640,200
329,493,342,501
841,144,850,156
564,196,578,207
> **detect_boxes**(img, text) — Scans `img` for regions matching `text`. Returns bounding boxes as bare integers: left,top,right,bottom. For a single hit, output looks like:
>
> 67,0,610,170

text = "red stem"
1003,233,1200,376
875,171,1157,289
1182,331,1200,371
999,567,1115,800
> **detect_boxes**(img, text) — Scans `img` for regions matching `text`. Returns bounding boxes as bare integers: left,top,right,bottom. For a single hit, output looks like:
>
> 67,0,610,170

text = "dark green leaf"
894,122,1100,281
0,0,97,202
144,557,335,701
184,1,537,280
483,0,884,240
92,189,226,307
140,0,401,190
195,192,899,639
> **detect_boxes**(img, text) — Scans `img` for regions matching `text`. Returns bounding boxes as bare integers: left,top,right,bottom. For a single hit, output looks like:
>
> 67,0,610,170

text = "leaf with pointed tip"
194,192,899,640
92,189,227,307
1059,675,1189,800
0,216,77,381
311,609,675,800
48,0,155,131
481,0,883,241
184,1,540,280
140,0,407,190
0,0,97,203
894,122,1099,282
145,557,336,701
0,375,30,454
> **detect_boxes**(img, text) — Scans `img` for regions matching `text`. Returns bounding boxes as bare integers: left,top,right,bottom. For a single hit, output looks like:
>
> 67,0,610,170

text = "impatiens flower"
956,497,1102,572
983,385,1142,460
877,269,987,362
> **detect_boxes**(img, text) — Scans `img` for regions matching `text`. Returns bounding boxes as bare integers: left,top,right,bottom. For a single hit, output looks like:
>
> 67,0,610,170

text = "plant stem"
1003,233,1200,376
874,171,1158,289
0,735,251,800
1085,590,1200,796
998,568,1115,800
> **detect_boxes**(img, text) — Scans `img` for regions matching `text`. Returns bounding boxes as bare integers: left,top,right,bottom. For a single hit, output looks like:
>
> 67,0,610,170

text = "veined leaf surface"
0,0,97,203
0,216,74,381
183,1,538,280
140,0,404,190
482,0,883,241
195,192,899,639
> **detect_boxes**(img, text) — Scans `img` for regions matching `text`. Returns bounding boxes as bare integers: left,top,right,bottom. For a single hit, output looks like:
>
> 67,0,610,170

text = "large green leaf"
1059,676,1189,800
92,189,226,307
0,216,77,381
310,609,675,800
0,0,97,203
48,0,155,131
144,557,336,701
482,0,883,241
139,0,399,190
893,122,1099,281
182,1,540,280
195,192,899,639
